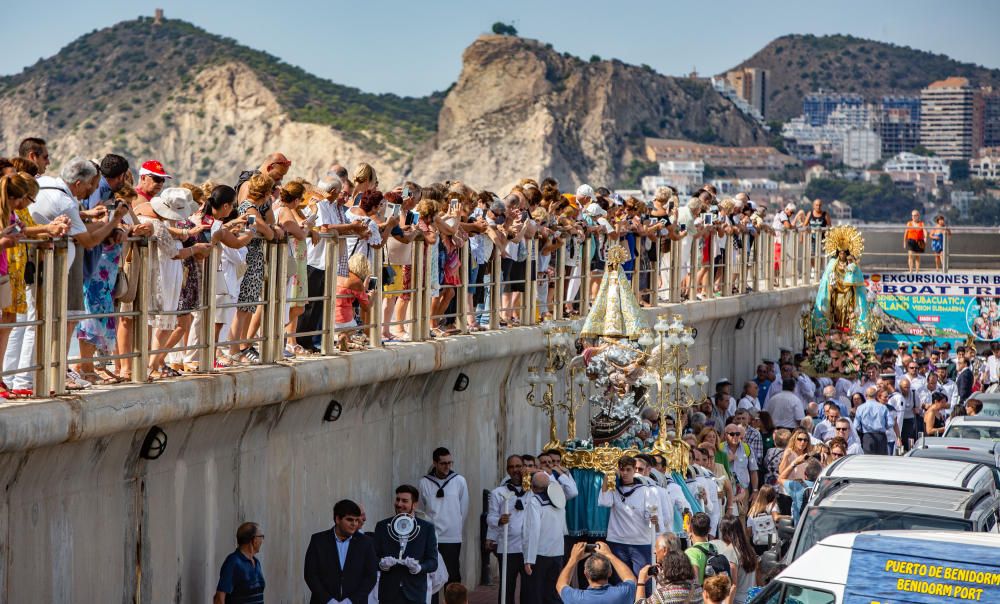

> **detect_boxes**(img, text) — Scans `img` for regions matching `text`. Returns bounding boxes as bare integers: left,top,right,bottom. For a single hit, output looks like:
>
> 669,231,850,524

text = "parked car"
906,437,1000,487
943,415,1000,440
753,531,1000,603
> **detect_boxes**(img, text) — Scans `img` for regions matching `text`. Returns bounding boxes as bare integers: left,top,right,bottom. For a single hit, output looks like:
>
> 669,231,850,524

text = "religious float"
525,244,710,536
800,225,880,378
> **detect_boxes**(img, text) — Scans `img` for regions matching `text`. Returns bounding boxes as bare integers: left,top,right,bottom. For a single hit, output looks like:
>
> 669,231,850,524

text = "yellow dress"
828,260,856,330
4,209,36,315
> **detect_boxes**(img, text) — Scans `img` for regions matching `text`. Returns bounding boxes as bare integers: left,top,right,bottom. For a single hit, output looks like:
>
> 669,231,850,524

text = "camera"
648,565,660,577
584,544,598,553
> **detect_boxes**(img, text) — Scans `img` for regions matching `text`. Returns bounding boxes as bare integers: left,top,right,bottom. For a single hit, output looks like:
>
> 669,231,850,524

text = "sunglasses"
150,175,165,184
835,427,849,431
830,451,845,458
796,438,809,442
726,432,741,436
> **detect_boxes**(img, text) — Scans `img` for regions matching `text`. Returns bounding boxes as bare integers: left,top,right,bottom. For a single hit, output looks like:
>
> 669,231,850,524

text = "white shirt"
737,395,761,412
418,472,469,544
890,389,917,420
305,199,338,269
597,480,657,545
487,481,529,553
723,442,758,489
765,390,805,429
939,379,960,410
764,375,815,407
31,176,87,268
986,355,1000,384
522,492,566,563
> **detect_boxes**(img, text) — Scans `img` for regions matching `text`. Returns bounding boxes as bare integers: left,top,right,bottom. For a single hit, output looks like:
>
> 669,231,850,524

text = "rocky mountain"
0,17,764,189
729,34,1000,121
418,35,766,190
0,17,439,185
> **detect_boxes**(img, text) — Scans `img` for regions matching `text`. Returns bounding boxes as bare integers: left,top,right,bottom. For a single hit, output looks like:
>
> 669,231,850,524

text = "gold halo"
824,225,864,259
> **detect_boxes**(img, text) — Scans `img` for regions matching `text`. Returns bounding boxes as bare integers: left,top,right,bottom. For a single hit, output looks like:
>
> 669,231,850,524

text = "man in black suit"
304,499,377,604
956,354,974,405
373,485,439,604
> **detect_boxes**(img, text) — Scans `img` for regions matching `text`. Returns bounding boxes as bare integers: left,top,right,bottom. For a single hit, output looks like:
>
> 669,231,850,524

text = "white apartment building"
640,160,705,198
970,150,1000,180
884,152,951,182
920,77,980,161
842,129,882,168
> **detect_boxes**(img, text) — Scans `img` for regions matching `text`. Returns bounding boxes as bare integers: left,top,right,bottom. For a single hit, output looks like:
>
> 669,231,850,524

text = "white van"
752,531,1000,603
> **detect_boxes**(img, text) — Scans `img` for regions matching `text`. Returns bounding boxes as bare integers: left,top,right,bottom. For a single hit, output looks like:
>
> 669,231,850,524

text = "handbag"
915,239,926,252
115,242,139,304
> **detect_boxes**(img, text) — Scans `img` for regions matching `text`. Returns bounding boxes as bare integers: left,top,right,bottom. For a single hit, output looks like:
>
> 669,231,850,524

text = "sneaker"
282,348,294,359
240,347,260,362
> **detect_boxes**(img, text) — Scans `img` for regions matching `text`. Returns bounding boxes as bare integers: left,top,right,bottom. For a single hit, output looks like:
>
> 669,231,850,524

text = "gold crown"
824,225,864,259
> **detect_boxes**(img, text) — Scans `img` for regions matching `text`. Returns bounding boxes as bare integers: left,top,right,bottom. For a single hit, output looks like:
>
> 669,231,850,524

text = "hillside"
729,34,1000,120
0,17,439,182
0,17,763,189
417,35,766,189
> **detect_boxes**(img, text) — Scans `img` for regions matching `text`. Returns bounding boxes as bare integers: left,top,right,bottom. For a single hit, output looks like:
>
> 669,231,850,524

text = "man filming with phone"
556,542,636,604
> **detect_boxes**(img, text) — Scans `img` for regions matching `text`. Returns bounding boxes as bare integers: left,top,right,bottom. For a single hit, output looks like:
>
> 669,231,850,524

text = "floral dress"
176,218,207,313
77,239,123,353
237,200,268,310
4,209,35,315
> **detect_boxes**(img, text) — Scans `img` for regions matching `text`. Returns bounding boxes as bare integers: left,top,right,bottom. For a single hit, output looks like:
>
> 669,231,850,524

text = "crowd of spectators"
0,139,830,397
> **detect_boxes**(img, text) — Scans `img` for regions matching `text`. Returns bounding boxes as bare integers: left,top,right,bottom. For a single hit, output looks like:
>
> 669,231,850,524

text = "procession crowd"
211,337,1000,603
1,138,835,396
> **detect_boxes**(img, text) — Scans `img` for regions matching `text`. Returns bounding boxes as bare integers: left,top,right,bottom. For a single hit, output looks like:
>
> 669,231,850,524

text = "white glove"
404,557,422,574
379,556,398,571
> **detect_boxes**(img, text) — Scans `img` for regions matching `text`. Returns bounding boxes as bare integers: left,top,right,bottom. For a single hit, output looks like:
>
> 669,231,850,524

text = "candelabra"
526,325,579,449
637,314,709,452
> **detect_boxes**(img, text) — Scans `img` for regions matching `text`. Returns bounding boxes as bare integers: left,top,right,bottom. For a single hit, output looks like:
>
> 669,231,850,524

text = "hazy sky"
4,0,999,97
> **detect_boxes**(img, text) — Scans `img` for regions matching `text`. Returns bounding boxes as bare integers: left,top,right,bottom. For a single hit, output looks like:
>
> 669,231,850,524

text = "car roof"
815,482,978,518
948,416,1000,426
822,530,1000,548
969,392,1000,403
820,454,988,489
907,439,1000,465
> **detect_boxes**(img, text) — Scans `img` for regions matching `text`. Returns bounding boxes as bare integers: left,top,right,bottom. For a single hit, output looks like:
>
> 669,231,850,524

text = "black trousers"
430,542,461,604
862,431,888,455
901,417,917,450
523,555,563,604
492,551,526,604
296,266,326,350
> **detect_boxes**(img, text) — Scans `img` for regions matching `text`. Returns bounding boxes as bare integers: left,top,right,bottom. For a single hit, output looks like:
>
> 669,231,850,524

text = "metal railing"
0,226,847,398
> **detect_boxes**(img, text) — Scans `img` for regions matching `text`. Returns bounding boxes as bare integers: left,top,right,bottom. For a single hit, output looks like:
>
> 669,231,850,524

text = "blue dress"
77,242,123,353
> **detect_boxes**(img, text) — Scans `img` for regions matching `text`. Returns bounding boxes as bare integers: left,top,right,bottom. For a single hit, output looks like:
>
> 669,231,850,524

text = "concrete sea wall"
0,286,814,602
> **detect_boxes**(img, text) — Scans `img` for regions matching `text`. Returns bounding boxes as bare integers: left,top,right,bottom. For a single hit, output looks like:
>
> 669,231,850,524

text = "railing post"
669,239,680,304
765,231,775,292
411,242,425,342
738,234,748,294
489,249,501,331
554,241,566,321
689,232,700,300
260,240,278,364
790,231,800,288
581,238,592,315
320,235,337,355
525,238,537,326
458,243,470,333
202,244,219,372
631,237,642,299
723,235,733,298
942,232,950,274
133,241,151,384
36,245,55,396
371,245,384,346
651,237,661,305
422,241,433,339
51,242,69,396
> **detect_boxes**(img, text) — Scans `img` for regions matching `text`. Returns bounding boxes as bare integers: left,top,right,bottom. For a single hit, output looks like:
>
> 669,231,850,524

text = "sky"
3,0,999,97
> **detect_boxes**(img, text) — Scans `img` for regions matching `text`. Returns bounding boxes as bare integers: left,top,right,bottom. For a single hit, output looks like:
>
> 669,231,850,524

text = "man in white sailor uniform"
522,472,565,604
597,455,659,575
487,455,530,604
418,447,469,603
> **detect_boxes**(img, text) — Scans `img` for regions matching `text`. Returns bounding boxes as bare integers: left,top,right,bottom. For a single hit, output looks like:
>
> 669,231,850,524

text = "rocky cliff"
1,19,764,190
415,35,766,189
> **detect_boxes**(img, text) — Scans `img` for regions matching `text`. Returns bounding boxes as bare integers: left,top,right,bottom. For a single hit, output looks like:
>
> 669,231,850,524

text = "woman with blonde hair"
0,173,49,396
335,253,372,351
231,173,278,362
349,162,377,203
778,427,813,481
275,181,316,356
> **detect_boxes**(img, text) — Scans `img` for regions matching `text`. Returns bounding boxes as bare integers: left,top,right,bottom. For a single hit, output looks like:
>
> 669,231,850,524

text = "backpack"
233,169,260,195
695,543,730,578
749,513,777,546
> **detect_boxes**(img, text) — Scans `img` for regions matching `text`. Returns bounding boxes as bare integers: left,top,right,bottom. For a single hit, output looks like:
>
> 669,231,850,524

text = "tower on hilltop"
154,9,164,25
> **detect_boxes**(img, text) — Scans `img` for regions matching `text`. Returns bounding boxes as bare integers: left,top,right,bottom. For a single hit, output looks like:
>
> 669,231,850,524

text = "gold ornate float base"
555,439,690,490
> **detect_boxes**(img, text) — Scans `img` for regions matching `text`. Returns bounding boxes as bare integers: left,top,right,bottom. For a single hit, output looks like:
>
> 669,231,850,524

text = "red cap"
139,160,172,179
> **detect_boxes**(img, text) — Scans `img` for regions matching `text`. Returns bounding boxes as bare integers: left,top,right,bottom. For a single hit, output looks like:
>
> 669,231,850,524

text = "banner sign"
844,534,1000,604
865,272,1000,350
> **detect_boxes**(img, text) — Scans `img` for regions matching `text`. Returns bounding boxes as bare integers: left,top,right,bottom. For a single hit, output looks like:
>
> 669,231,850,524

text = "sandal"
80,370,122,385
